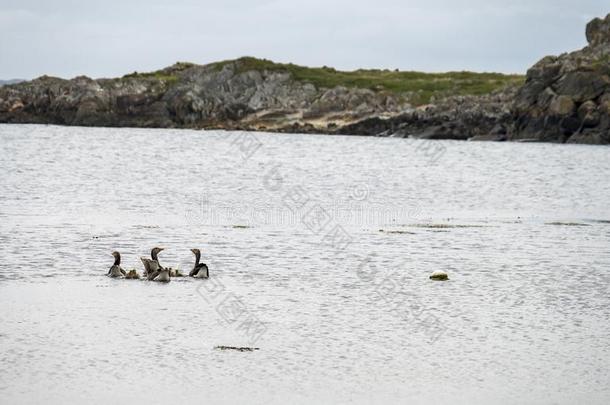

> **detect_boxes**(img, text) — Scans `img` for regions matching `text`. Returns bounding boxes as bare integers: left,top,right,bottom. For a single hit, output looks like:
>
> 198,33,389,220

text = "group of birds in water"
107,247,209,282
108,247,450,282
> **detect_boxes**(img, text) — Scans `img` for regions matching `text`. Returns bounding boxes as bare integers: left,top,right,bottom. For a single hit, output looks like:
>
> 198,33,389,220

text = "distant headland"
0,79,24,87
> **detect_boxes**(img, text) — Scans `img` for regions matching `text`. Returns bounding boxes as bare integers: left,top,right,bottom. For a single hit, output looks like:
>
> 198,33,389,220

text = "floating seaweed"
545,222,591,227
379,229,416,235
215,346,260,352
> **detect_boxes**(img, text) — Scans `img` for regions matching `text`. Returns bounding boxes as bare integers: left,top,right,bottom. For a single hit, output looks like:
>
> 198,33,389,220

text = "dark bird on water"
189,248,209,278
141,247,170,282
149,267,171,282
140,247,163,276
108,251,127,278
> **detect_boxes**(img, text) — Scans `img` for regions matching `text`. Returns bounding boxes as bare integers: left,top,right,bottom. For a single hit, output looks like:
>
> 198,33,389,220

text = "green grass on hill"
121,62,196,85
122,70,178,83
213,57,524,105
118,57,524,105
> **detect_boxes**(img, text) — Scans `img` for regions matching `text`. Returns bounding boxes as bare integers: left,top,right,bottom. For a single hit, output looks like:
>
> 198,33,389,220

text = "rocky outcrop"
341,13,610,144
0,60,409,132
587,14,610,47
0,58,518,140
336,87,516,140
510,13,610,144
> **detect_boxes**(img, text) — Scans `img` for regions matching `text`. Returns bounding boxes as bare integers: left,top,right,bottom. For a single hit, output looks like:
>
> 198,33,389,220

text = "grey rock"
510,14,610,144
337,87,516,140
557,71,609,102
578,101,600,127
549,95,575,116
586,13,610,47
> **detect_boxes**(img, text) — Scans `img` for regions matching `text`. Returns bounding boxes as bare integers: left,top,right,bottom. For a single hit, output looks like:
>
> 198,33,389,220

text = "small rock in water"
429,271,449,281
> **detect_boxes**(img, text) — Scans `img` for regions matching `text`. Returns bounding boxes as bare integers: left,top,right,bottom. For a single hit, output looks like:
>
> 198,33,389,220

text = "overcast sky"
0,0,607,79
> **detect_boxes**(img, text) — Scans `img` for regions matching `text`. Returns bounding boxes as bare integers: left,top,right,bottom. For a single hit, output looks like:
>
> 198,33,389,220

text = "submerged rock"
429,271,449,281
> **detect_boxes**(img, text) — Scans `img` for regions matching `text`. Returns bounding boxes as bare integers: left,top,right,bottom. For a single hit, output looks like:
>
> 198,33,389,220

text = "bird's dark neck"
114,255,120,266
195,252,201,265
151,251,158,261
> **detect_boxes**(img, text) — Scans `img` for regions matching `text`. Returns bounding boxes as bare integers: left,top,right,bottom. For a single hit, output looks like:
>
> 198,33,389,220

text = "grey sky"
0,0,607,79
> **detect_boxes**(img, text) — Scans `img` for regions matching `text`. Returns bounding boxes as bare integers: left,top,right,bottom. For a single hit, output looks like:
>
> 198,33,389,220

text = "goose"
108,251,127,278
149,268,171,282
141,247,164,277
189,248,209,278
144,247,172,281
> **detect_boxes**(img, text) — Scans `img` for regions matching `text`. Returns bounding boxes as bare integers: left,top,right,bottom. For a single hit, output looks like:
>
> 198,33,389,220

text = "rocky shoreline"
1,14,609,144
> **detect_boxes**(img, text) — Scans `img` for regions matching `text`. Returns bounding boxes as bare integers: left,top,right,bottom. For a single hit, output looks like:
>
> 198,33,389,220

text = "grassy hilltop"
124,56,525,105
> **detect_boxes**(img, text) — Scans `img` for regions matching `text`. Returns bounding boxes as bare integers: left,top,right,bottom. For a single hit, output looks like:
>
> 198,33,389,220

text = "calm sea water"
0,124,609,404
